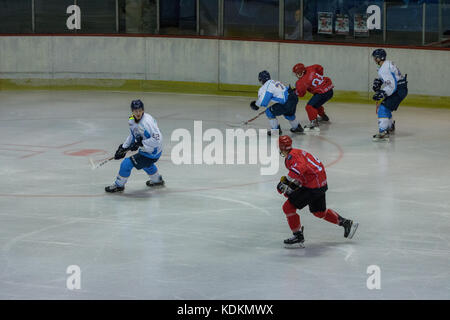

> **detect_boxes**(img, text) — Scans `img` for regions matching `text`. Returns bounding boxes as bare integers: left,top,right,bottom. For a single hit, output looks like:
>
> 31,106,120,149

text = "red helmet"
279,135,293,152
292,63,306,75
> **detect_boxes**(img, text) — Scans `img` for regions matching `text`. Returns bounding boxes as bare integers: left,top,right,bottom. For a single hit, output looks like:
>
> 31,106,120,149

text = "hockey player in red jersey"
277,135,358,248
292,63,334,132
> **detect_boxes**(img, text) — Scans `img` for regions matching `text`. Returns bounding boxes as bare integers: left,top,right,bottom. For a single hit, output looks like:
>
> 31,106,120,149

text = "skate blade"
372,135,390,142
284,242,305,249
372,138,390,142
347,222,359,239
105,189,124,193
146,181,165,187
304,130,320,136
304,127,320,132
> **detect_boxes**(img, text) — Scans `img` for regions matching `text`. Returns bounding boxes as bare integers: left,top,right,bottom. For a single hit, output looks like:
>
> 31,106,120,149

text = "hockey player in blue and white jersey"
250,70,303,135
371,49,408,142
105,99,164,193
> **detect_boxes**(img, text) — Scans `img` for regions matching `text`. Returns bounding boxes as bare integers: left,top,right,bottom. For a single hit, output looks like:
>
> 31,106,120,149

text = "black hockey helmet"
130,99,144,110
372,49,387,61
258,70,271,84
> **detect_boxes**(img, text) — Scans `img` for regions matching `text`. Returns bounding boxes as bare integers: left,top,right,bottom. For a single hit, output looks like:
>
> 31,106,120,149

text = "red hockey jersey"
295,64,334,97
285,148,327,189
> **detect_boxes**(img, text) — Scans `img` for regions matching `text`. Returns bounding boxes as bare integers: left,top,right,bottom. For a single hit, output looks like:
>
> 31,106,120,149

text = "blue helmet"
258,70,271,84
130,99,144,111
372,49,387,61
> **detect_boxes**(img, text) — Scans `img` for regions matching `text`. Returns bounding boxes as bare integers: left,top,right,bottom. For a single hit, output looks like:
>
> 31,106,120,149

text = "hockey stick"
89,156,114,170
227,109,266,128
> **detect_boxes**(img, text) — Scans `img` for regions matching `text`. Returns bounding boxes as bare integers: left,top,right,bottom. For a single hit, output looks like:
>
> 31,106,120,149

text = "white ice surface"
0,91,449,299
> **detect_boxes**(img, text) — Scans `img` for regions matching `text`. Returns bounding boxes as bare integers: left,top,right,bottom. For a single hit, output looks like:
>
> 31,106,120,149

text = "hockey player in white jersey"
371,49,408,141
250,70,303,135
105,100,164,193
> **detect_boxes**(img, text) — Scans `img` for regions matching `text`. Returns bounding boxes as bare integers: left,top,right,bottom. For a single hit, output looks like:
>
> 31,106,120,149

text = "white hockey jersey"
256,79,289,107
123,113,163,158
377,60,406,96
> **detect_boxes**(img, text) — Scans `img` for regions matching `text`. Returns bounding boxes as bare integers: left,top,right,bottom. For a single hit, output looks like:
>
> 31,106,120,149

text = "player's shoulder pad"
266,79,276,86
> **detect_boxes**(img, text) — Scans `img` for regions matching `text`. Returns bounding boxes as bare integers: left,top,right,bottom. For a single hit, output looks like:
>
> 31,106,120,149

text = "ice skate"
304,119,320,132
290,124,304,134
372,131,389,142
267,125,282,136
317,114,329,122
105,183,125,193
146,176,165,187
284,227,305,248
342,219,358,239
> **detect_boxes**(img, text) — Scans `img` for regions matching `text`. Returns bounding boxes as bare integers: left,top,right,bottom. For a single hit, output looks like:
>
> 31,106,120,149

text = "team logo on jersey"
287,154,292,160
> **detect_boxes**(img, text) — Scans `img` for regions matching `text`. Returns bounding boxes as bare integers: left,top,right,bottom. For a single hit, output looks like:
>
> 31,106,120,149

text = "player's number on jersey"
307,155,323,171
312,73,324,87
152,133,160,140
274,82,286,90
392,63,403,79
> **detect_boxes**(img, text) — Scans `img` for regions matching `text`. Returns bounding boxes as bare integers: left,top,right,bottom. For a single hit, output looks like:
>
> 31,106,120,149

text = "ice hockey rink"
0,90,449,300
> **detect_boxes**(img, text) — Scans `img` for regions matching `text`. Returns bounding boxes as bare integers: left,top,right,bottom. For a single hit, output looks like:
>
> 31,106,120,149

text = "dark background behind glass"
200,0,218,36
0,0,448,47
0,0,32,33
77,0,116,34
224,0,279,39
160,0,196,35
35,0,75,33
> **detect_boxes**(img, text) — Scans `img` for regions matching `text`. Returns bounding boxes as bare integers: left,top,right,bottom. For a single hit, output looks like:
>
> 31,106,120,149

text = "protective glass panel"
285,0,313,40
292,0,384,44
386,1,422,45
0,0,32,33
439,0,450,46
200,0,218,36
224,0,279,39
35,0,75,33
118,0,157,33
76,0,117,33
160,0,197,35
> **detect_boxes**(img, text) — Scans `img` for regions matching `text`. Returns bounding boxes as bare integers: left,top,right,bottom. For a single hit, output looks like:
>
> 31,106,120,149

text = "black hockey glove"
250,101,259,111
129,143,139,151
373,90,387,101
372,78,383,92
114,144,128,160
277,181,288,194
277,176,299,195
129,137,143,151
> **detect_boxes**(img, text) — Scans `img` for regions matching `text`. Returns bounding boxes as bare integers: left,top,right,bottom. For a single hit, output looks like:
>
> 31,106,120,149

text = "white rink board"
1,36,449,96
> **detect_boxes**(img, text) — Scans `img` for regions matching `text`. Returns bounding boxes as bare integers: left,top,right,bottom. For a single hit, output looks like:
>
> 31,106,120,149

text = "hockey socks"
317,106,325,116
269,118,280,129
378,118,390,133
288,119,300,129
283,200,301,232
312,208,340,225
114,175,128,187
147,172,162,183
305,105,319,121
